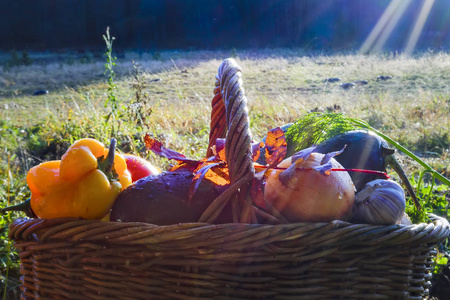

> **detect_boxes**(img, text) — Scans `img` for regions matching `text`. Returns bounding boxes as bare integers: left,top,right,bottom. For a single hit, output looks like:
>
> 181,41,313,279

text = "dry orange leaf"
264,127,287,167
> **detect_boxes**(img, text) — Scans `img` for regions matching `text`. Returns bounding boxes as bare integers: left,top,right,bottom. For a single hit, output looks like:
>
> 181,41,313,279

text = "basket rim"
9,215,450,247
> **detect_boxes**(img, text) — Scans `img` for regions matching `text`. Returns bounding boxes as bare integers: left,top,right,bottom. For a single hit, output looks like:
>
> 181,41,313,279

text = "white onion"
264,152,355,223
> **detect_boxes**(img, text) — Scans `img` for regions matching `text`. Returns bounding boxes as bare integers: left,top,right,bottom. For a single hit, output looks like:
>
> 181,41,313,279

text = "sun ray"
373,0,412,52
405,0,435,55
360,0,403,54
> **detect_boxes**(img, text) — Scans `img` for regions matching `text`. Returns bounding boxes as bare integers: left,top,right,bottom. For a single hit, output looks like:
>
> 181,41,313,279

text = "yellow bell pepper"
26,138,132,220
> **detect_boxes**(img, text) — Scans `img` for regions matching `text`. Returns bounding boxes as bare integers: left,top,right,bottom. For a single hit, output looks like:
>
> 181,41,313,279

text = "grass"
0,47,449,298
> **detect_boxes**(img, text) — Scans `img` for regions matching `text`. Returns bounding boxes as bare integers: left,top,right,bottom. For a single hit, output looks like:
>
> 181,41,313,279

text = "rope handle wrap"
201,59,256,223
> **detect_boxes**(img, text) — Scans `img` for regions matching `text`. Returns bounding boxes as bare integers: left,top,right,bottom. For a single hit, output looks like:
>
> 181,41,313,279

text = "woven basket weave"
9,58,450,300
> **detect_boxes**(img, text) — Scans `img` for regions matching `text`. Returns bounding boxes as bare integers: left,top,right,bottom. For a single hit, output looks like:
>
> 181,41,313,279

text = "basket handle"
206,73,226,157
200,58,256,223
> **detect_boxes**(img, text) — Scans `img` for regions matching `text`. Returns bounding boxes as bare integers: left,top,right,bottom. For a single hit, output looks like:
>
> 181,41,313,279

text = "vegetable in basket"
350,179,406,225
313,130,394,190
110,171,231,224
26,138,132,220
264,146,355,223
123,154,160,182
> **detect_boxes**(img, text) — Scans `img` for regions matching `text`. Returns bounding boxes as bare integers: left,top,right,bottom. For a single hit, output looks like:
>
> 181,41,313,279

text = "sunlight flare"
405,0,435,55
360,0,404,54
373,0,412,52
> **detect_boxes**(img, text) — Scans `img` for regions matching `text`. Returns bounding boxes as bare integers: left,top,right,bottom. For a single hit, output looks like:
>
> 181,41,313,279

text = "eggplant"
258,128,420,210
313,130,393,191
110,171,231,225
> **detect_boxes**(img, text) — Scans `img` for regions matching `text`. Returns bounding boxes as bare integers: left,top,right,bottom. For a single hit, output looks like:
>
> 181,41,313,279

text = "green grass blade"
350,118,450,187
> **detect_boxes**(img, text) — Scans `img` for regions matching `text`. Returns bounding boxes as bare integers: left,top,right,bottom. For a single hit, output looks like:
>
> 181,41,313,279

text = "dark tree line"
2,0,449,52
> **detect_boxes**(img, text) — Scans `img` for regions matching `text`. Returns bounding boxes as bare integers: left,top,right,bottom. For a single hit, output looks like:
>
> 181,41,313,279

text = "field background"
1,49,449,161
1,48,449,298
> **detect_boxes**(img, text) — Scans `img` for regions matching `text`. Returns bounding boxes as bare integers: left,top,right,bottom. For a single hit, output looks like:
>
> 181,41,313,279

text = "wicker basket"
9,58,450,300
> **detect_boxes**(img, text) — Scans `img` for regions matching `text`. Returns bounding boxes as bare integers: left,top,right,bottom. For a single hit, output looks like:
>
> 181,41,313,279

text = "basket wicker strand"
9,58,450,300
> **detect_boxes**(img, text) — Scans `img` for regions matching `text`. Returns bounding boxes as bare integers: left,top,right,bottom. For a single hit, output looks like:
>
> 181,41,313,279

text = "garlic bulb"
351,179,406,225
399,212,412,225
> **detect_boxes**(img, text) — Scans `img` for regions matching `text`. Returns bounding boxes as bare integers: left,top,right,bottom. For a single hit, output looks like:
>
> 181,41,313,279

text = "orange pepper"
26,138,132,220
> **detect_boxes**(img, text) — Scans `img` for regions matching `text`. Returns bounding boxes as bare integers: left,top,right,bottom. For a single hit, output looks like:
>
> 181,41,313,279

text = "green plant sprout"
351,118,450,187
103,27,120,137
